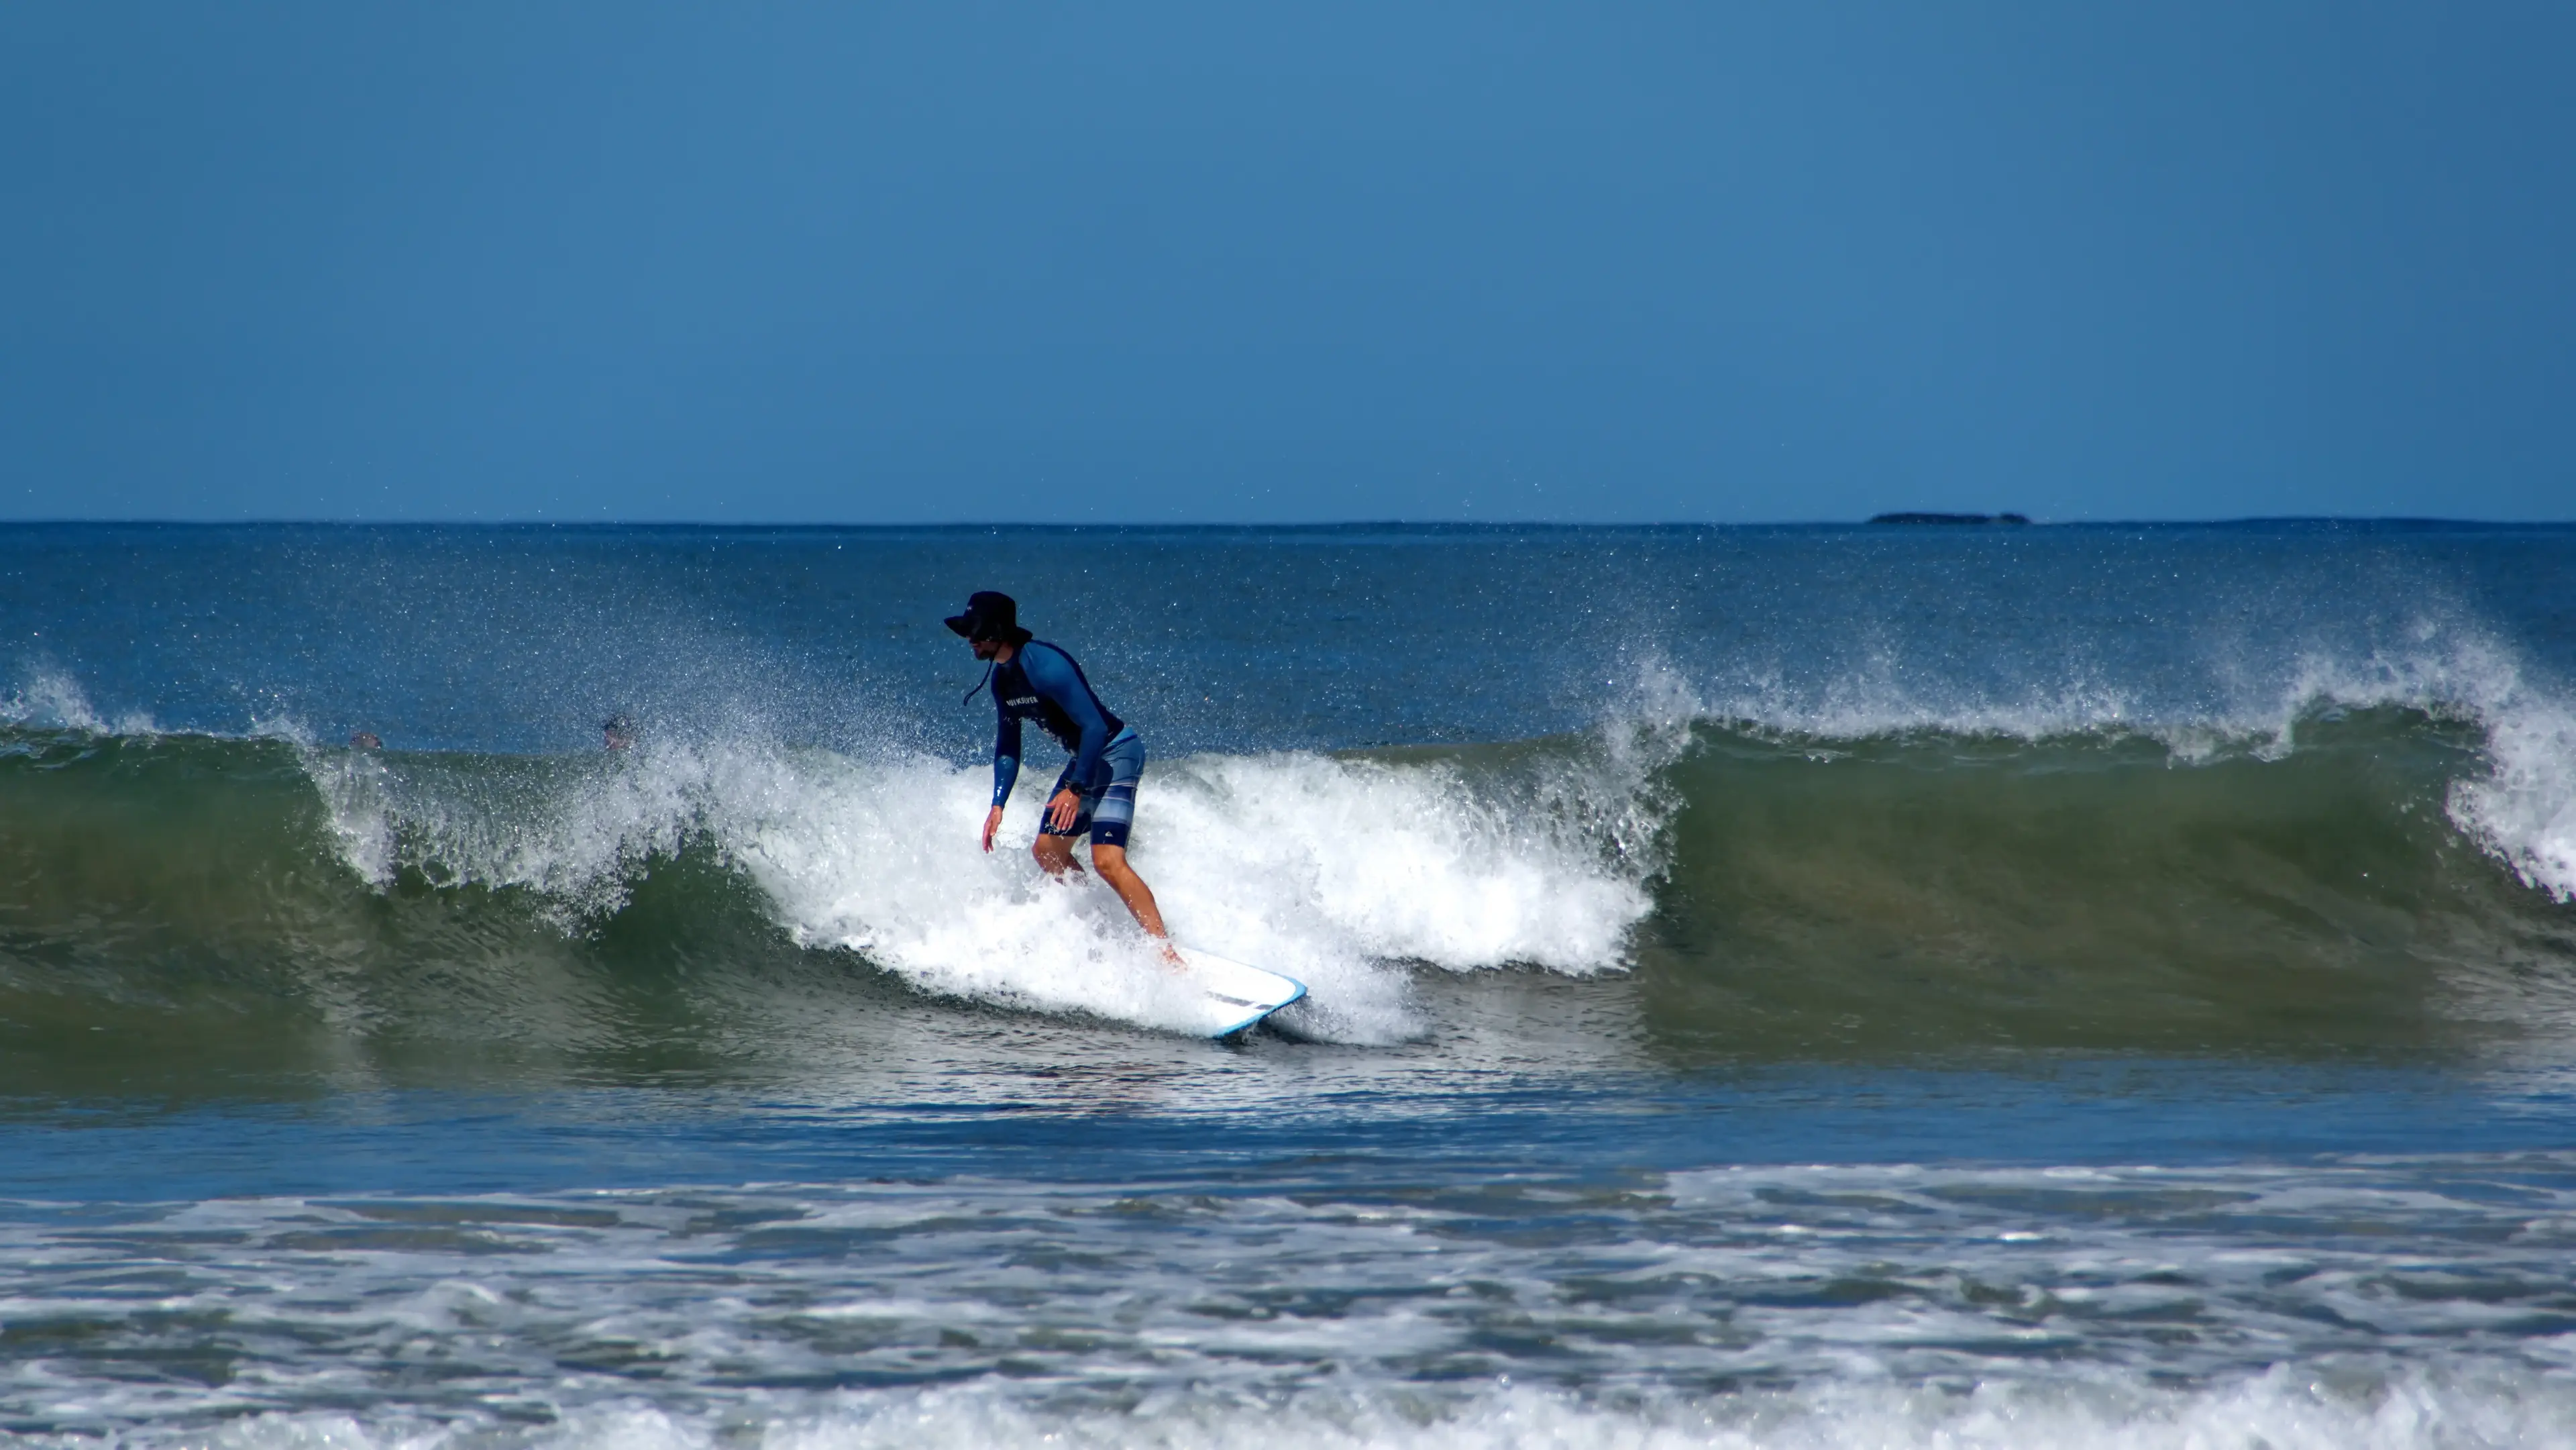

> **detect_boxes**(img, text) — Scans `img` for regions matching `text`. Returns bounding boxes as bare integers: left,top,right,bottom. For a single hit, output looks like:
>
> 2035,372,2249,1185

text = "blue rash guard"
989,640,1128,811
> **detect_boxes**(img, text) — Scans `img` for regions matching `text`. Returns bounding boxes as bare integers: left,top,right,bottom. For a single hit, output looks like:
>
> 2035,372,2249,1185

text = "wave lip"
1669,621,2576,909
0,667,153,736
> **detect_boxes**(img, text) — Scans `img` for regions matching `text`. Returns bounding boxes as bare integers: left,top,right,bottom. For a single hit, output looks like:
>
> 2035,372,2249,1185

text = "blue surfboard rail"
1207,974,1307,1039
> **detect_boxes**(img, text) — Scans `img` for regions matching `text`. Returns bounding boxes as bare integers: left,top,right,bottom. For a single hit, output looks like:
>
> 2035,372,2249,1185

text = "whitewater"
3,521,2575,1448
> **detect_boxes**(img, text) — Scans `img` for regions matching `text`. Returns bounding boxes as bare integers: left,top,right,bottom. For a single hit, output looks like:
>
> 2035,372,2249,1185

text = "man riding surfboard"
948,591,1182,963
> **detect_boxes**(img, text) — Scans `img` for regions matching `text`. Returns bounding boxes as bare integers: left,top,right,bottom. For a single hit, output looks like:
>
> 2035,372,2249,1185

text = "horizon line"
0,515,2568,532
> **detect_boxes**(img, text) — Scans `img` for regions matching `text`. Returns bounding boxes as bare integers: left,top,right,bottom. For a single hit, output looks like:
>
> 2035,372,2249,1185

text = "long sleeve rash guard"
989,641,1126,807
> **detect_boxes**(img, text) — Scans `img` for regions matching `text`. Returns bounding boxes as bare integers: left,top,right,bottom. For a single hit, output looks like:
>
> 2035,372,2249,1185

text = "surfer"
948,590,1180,961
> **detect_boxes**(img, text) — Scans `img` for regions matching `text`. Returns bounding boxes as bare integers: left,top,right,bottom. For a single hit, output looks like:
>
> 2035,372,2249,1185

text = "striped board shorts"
1040,727,1146,849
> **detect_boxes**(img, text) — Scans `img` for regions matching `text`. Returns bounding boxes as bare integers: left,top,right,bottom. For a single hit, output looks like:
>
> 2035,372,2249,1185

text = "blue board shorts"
1039,727,1146,849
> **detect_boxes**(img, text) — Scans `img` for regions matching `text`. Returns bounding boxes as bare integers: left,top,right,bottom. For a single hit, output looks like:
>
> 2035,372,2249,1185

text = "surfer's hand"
1046,788,1081,832
981,806,1004,852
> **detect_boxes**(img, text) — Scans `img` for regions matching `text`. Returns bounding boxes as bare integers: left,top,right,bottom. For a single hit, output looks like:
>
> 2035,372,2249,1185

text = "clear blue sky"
3,3,2570,523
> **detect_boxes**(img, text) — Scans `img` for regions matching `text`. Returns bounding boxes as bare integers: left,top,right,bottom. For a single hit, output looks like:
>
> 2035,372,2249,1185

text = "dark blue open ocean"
4,521,2575,1447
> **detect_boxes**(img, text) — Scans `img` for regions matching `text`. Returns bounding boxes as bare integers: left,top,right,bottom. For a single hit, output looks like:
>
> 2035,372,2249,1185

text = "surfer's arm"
992,712,1022,807
1022,645,1113,782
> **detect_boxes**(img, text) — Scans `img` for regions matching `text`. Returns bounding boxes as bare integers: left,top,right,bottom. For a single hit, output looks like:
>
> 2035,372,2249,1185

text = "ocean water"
3,520,2575,1447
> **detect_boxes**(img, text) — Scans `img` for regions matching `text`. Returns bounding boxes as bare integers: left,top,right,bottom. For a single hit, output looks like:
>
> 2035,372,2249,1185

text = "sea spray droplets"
0,666,152,735
305,742,400,886
305,737,715,921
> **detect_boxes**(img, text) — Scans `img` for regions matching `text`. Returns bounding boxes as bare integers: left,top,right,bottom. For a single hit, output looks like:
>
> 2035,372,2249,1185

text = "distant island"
1869,512,2032,525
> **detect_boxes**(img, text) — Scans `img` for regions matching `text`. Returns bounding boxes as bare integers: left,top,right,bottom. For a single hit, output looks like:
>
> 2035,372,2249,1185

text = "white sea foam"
0,666,153,735
300,719,1680,1043
10,1157,2575,1449
38,1369,2570,1449
723,725,1674,1042
303,741,706,922
2450,692,2576,904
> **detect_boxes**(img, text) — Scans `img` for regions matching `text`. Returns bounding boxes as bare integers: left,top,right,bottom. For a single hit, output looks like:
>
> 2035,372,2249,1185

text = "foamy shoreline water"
17,1372,2573,1449
7,1155,2576,1447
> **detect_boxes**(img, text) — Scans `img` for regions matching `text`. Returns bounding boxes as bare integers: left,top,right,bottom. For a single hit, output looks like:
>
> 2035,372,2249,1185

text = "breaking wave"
3,643,2574,1074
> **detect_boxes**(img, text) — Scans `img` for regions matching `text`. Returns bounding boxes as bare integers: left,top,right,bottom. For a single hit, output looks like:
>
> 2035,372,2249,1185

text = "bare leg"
1032,833,1084,878
1091,844,1184,965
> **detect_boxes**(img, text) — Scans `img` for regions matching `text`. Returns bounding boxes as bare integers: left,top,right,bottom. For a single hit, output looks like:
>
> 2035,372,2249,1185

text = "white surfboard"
1171,947,1307,1039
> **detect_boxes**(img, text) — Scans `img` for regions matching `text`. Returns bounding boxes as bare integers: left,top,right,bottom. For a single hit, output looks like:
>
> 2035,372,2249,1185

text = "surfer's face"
971,635,1003,661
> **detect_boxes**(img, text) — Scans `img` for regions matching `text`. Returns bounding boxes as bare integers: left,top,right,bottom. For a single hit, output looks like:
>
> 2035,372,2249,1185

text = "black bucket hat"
943,590,1033,645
